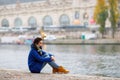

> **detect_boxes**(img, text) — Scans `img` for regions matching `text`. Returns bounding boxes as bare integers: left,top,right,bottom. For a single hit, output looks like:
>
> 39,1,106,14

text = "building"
0,0,119,29
0,0,97,29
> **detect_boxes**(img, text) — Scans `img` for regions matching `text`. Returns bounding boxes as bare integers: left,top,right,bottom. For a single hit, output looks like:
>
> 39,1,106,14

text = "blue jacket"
28,45,52,73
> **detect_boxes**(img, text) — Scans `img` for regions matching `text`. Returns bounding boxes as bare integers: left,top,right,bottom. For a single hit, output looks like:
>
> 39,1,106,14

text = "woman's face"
37,41,43,47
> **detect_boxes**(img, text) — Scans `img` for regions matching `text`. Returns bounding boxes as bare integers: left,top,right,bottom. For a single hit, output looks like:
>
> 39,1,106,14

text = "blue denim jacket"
28,44,53,73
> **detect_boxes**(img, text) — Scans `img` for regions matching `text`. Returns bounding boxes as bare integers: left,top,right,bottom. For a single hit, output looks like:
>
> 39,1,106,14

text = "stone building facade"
0,0,97,28
0,0,119,29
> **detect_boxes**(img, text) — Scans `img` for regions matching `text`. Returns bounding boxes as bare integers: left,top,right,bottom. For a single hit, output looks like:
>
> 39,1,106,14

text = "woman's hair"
33,37,42,45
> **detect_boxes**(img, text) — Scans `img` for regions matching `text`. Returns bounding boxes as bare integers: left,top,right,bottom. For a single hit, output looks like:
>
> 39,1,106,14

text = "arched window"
1,19,9,27
28,16,37,27
75,11,80,19
14,18,22,27
59,14,70,26
83,12,89,19
43,15,53,27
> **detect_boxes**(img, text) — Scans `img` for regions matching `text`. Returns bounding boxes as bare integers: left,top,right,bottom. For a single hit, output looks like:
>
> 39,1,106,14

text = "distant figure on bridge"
28,37,69,74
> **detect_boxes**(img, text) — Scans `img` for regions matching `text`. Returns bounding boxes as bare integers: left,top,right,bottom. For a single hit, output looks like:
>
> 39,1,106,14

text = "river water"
0,44,120,78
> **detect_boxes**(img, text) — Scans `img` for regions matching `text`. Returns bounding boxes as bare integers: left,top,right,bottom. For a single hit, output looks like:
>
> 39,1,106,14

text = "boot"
57,66,69,74
52,68,58,74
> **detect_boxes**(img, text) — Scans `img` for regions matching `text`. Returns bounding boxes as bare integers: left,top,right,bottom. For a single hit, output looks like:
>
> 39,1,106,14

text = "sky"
0,0,44,5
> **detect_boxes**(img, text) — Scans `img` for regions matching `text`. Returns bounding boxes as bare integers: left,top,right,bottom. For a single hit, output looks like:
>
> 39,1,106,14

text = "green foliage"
93,0,108,38
108,0,119,38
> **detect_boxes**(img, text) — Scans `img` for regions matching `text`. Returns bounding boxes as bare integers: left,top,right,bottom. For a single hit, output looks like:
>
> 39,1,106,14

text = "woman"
28,37,69,73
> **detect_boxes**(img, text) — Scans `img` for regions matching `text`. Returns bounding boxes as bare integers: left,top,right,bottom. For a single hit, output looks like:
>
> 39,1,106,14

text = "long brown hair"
33,37,42,45
32,37,43,55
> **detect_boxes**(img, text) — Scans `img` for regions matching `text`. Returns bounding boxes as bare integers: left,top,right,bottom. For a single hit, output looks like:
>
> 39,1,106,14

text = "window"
43,15,53,27
1,19,9,27
14,17,22,27
75,11,80,19
83,12,89,19
28,16,37,27
59,14,70,26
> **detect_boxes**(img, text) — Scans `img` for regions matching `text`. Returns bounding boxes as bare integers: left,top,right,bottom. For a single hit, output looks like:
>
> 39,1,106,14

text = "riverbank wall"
44,39,120,45
1,39,120,45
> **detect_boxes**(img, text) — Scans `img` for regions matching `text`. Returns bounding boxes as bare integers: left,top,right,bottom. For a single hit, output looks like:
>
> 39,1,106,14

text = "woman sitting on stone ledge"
28,37,69,74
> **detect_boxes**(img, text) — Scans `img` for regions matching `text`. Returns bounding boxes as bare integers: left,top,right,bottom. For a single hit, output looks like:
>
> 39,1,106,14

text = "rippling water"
0,44,120,78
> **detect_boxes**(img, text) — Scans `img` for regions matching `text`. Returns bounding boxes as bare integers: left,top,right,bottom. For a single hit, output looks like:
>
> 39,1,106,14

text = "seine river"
0,44,120,78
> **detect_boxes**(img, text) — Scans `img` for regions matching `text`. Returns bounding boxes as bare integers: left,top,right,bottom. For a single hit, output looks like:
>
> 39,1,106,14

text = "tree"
108,0,119,38
93,0,108,38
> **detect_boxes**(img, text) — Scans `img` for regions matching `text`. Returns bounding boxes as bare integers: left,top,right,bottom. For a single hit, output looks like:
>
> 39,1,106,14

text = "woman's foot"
52,68,58,74
52,66,69,74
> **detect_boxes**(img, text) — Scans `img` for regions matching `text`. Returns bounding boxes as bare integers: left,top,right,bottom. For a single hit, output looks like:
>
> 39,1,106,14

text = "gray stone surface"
0,69,120,80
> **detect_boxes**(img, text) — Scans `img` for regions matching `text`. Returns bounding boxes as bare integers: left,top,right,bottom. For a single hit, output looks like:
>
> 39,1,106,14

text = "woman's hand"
51,56,55,61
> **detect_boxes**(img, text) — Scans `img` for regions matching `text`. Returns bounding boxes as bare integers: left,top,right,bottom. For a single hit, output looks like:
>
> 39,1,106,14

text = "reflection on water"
97,45,120,54
0,44,120,78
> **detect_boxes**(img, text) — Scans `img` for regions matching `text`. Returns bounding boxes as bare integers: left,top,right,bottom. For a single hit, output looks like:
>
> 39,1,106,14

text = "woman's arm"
31,50,52,62
42,50,55,61
42,50,54,57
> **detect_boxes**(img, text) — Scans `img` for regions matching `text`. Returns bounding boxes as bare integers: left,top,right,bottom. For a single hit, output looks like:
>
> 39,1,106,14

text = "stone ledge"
44,39,120,45
0,69,120,80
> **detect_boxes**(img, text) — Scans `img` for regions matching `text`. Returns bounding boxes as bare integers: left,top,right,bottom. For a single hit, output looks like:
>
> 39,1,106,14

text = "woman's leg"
41,54,69,73
40,61,59,72
42,53,59,68
48,61,59,73
40,53,50,69
41,62,47,70
48,61,69,74
48,61,59,68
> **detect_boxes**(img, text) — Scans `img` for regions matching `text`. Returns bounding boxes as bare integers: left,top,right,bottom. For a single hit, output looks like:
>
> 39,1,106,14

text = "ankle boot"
57,66,69,74
52,68,58,74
